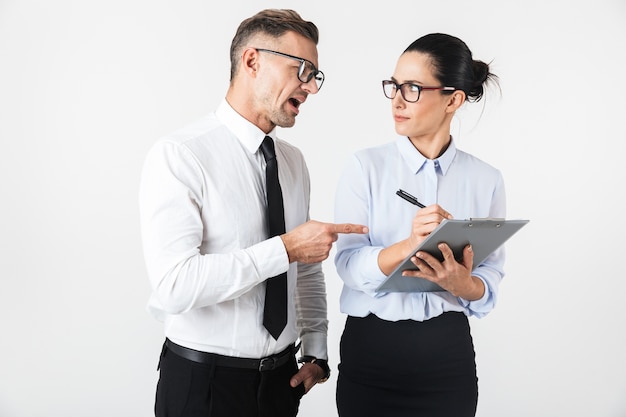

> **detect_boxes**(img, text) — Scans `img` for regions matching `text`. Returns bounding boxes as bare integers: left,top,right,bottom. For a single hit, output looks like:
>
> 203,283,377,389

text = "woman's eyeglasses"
382,80,455,103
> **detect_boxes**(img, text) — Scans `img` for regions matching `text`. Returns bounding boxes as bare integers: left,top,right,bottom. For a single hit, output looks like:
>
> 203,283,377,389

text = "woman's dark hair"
404,33,498,102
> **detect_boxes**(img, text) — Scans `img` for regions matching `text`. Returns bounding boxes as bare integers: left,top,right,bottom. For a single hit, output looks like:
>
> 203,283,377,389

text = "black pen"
396,189,426,208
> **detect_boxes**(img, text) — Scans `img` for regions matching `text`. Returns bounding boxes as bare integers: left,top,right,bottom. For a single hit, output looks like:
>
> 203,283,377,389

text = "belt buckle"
258,356,277,372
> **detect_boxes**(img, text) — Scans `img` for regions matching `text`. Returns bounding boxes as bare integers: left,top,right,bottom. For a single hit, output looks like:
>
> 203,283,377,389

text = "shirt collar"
395,135,457,175
215,99,276,154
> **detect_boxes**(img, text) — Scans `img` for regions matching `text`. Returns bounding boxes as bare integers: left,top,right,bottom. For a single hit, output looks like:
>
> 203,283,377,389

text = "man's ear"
241,48,260,78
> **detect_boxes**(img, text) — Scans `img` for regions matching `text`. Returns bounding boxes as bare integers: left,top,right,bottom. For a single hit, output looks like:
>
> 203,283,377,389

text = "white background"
1,1,625,416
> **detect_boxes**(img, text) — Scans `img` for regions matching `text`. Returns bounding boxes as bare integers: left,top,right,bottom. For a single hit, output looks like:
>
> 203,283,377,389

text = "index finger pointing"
331,223,369,234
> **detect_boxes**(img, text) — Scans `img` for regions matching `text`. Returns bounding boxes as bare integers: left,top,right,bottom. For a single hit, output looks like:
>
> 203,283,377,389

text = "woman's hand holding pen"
395,189,452,253
378,203,451,276
406,204,453,251
401,205,485,300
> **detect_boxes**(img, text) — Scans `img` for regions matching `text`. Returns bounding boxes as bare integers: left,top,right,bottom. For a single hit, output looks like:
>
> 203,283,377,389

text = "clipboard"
375,218,529,293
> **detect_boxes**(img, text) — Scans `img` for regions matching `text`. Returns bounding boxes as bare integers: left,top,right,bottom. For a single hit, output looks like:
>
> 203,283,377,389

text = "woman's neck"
408,133,451,159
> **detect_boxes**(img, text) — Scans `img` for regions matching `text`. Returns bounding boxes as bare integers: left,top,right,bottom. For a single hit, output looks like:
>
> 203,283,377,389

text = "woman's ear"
446,90,466,113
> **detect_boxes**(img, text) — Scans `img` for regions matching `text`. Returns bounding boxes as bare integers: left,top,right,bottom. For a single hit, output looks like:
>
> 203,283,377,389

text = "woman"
334,33,504,417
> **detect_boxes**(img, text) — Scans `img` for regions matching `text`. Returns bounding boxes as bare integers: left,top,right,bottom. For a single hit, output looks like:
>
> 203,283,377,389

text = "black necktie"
260,136,287,340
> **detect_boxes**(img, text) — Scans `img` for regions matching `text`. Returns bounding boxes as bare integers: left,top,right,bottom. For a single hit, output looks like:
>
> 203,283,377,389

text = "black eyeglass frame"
255,48,325,90
381,80,455,103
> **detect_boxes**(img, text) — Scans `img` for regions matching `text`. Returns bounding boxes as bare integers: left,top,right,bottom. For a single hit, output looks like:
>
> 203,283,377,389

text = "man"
139,9,367,417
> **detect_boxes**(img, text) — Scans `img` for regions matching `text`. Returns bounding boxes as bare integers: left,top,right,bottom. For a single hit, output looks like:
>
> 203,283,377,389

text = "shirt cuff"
251,235,290,278
299,331,328,360
458,275,490,310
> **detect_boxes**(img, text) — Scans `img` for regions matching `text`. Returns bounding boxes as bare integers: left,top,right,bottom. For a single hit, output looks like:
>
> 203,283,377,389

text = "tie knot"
260,136,276,162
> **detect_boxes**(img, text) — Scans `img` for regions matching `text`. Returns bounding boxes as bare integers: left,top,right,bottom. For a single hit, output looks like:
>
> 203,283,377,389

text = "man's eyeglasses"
256,48,325,90
382,80,455,103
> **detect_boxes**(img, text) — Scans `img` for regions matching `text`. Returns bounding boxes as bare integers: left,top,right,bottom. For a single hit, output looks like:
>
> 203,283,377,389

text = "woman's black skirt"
336,312,478,417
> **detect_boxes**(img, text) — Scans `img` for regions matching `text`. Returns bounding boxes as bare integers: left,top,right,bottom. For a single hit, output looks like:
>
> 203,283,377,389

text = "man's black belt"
165,338,299,372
